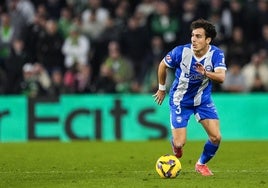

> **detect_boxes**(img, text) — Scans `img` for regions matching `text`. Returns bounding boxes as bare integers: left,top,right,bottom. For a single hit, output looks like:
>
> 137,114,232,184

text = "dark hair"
190,19,217,41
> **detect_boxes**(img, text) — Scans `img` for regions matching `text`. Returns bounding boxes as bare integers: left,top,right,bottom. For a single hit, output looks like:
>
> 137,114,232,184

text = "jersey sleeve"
163,46,182,68
213,49,227,71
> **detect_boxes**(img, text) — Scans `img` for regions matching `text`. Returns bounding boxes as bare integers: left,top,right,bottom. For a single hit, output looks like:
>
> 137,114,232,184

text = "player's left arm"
195,49,226,83
195,62,226,83
204,68,225,83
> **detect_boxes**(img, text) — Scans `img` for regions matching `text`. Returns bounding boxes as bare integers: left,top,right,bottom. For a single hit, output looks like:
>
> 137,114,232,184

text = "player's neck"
194,45,210,58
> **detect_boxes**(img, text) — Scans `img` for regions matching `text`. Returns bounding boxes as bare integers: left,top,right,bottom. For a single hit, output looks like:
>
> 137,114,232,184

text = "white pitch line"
0,170,267,174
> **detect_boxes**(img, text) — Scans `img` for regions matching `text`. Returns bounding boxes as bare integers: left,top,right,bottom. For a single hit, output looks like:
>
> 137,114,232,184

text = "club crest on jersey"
205,65,213,72
166,55,172,62
176,116,182,123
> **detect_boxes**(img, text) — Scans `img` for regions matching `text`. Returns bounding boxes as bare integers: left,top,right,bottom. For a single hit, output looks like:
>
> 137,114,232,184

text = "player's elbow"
217,77,225,84
216,72,225,83
220,74,226,83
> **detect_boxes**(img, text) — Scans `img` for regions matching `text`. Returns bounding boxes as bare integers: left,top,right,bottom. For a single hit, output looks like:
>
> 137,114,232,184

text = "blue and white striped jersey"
164,43,226,107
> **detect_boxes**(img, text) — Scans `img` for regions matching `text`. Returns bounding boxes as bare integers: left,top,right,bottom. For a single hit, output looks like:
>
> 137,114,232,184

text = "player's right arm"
153,60,168,105
153,46,181,105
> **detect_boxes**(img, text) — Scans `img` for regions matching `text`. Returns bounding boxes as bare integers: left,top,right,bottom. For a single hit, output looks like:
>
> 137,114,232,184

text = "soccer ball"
155,154,182,178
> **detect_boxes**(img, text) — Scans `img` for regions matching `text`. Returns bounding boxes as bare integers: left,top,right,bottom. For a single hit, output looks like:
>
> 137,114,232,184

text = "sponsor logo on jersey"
185,73,203,80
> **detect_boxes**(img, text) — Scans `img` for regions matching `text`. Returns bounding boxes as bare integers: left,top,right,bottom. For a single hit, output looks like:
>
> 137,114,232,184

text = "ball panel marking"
155,154,182,178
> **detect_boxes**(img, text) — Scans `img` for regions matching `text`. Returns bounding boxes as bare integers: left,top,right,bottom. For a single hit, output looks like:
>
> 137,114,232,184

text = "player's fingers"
158,96,164,105
154,96,161,104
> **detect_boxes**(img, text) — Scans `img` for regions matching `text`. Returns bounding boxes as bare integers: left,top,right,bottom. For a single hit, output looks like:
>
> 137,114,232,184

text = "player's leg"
170,105,192,158
171,127,186,158
194,102,221,176
195,119,221,176
199,119,221,164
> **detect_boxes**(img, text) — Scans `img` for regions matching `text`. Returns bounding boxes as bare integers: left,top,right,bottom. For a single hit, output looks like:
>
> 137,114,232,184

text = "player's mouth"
192,44,197,49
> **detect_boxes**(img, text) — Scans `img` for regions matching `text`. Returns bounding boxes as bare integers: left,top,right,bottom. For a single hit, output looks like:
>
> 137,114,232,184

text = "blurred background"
0,0,267,142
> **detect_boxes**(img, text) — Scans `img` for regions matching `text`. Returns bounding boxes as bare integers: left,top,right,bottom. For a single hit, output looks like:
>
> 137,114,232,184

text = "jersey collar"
191,45,211,62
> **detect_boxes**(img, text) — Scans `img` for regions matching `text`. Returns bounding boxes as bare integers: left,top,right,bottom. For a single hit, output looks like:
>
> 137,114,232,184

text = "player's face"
191,28,211,56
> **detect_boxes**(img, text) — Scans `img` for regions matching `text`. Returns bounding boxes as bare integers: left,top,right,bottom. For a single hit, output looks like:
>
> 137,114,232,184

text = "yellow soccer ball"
155,154,182,178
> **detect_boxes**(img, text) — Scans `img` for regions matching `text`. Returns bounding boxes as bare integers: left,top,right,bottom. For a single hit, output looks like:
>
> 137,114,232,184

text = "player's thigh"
170,105,192,146
170,105,193,129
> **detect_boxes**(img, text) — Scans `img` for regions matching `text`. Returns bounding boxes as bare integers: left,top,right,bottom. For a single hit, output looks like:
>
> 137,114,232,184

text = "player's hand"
194,62,206,75
152,90,166,105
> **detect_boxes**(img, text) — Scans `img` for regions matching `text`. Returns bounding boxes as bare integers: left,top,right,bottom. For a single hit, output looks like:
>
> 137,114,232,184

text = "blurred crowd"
0,0,268,97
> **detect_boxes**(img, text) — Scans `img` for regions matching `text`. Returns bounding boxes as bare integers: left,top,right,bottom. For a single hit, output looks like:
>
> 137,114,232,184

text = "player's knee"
210,134,221,145
173,138,185,148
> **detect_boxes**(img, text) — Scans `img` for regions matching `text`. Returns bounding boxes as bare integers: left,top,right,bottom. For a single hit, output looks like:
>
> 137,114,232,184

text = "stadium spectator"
0,68,7,94
35,4,47,18
7,0,28,40
221,63,246,93
64,0,88,17
221,0,247,38
57,7,73,39
121,15,150,90
33,63,51,94
89,16,120,78
147,0,180,50
255,0,268,39
81,6,106,42
48,68,67,96
206,0,225,17
75,64,93,93
178,0,200,44
82,0,109,22
135,0,155,25
15,0,35,24
61,25,90,69
259,49,268,66
63,61,79,93
24,12,47,62
257,24,268,51
207,10,227,48
226,26,250,67
97,16,122,53
242,52,268,92
37,19,64,74
142,36,165,93
112,0,130,31
93,63,116,93
101,40,133,93
0,13,14,69
4,39,29,94
81,0,109,42
19,63,40,97
61,62,93,94
43,0,66,20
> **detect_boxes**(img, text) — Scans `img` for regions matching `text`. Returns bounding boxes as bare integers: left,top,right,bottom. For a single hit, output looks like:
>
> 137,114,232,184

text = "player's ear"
206,37,211,44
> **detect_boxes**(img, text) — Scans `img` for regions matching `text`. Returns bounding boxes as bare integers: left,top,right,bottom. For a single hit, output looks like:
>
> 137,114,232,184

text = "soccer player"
153,19,226,176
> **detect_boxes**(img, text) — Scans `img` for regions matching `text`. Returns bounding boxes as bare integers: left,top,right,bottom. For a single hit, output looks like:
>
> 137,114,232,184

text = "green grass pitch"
0,141,267,188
